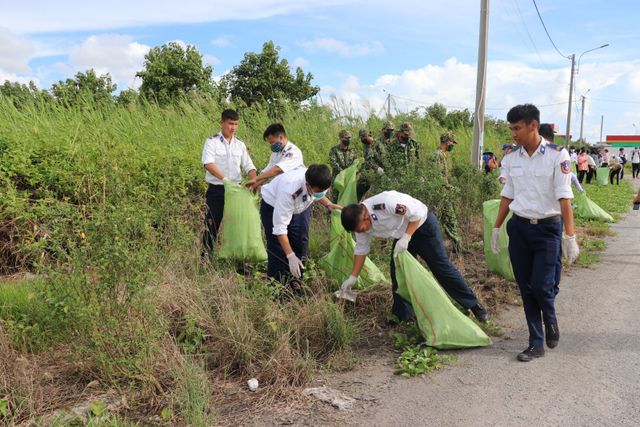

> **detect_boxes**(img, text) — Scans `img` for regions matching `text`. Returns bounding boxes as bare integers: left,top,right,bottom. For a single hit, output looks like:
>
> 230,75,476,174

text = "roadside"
252,177,640,426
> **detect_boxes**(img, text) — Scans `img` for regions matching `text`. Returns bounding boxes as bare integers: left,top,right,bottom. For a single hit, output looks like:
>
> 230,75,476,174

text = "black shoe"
545,322,560,349
470,303,489,323
517,345,545,362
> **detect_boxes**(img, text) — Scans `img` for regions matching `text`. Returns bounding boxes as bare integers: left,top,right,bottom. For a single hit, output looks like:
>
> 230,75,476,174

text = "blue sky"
2,0,640,143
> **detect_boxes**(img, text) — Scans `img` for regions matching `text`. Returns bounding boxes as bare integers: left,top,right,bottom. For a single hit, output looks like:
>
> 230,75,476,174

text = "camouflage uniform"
357,128,386,200
385,122,419,170
434,131,463,252
328,130,357,178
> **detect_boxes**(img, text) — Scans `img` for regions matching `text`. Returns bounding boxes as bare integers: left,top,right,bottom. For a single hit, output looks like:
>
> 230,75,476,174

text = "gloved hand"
393,233,411,256
562,235,580,264
491,228,500,254
340,275,358,292
376,167,384,176
286,252,304,278
222,177,229,182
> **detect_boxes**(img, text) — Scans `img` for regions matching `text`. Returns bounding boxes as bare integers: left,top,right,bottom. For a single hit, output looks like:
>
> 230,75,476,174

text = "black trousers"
633,163,640,178
260,200,311,286
609,168,621,185
202,184,225,256
577,170,586,183
389,212,480,321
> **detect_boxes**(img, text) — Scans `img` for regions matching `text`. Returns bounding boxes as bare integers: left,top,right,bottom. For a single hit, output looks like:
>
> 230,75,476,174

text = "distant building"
606,135,640,148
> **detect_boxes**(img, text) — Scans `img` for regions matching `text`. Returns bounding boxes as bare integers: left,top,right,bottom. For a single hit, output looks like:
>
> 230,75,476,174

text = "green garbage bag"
319,160,387,287
483,200,515,281
573,191,614,222
394,251,491,349
596,167,609,185
218,180,267,261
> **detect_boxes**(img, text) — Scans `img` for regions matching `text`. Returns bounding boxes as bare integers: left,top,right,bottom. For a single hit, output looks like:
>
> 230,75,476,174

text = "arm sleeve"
354,232,372,256
554,151,574,200
500,156,515,199
570,173,583,192
275,149,302,173
272,195,295,235
240,143,256,173
386,194,423,222
202,139,216,165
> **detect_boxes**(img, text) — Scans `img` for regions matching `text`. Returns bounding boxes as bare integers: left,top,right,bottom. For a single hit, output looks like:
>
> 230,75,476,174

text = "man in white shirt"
631,147,640,179
260,164,339,295
245,123,304,192
492,104,579,362
339,191,488,323
201,109,257,258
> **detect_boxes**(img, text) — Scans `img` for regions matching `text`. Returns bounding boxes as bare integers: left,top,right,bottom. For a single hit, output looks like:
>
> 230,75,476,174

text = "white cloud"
203,54,221,66
69,35,150,89
0,27,34,74
292,57,310,69
301,38,384,57
321,57,640,143
211,36,233,47
5,0,357,34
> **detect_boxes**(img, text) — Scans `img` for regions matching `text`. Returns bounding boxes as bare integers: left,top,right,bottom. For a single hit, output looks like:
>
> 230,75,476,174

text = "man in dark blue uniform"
492,104,579,362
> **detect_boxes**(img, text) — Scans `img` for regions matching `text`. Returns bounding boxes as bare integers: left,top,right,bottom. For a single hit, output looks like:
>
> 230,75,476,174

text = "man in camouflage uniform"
357,128,385,200
377,120,395,146
434,131,465,253
329,129,357,200
386,122,420,170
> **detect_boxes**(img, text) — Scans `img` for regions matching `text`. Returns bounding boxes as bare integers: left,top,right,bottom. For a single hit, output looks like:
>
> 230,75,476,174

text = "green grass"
581,180,636,214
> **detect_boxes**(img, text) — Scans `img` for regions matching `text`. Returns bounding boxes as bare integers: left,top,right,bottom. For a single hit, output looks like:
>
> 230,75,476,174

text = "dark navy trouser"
507,217,562,348
202,184,225,255
390,211,480,321
260,200,311,285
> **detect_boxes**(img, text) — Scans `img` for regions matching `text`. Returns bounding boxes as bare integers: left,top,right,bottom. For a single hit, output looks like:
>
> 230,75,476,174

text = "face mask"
312,190,327,200
342,139,351,146
447,144,454,152
271,141,283,152
383,130,392,138
361,138,370,145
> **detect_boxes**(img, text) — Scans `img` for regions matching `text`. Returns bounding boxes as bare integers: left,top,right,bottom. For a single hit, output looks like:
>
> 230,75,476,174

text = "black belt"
513,213,561,225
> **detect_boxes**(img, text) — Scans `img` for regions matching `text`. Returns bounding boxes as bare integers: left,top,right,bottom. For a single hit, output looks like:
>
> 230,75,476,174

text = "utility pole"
565,54,576,147
386,94,391,118
472,0,489,168
579,95,586,142
599,115,604,144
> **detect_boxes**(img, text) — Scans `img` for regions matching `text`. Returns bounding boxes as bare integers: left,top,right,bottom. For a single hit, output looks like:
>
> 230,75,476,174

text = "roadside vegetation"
0,39,632,425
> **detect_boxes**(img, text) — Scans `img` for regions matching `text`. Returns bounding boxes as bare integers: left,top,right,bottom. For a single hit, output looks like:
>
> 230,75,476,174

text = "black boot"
545,322,560,348
470,303,489,323
517,345,545,362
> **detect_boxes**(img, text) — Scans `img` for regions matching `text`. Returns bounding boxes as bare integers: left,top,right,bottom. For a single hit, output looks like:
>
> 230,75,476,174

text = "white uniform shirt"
570,151,578,163
261,168,315,235
262,141,304,174
631,149,640,163
354,191,428,256
201,133,256,185
586,155,596,168
500,140,573,220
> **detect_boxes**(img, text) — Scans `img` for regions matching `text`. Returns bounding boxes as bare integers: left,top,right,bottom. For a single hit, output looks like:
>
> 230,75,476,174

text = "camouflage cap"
440,131,457,144
398,122,414,135
358,129,372,138
382,120,395,130
339,130,352,139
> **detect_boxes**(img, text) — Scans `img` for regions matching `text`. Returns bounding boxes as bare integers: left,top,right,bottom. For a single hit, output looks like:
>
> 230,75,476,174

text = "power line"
532,0,568,59
511,0,551,70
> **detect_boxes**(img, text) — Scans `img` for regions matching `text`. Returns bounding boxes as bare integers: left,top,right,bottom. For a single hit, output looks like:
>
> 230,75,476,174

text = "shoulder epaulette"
292,187,303,199
373,203,386,210
509,145,522,154
547,143,564,151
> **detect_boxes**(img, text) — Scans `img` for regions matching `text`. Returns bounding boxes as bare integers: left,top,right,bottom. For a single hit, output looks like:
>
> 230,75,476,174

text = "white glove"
286,252,304,278
222,177,229,181
340,275,358,292
491,228,500,254
376,167,384,175
562,235,580,264
394,233,411,256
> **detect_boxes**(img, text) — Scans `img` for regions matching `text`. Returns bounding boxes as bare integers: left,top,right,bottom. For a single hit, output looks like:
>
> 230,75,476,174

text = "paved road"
355,181,640,426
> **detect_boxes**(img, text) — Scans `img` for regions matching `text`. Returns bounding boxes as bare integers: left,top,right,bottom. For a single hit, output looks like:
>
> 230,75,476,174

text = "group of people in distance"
202,102,581,362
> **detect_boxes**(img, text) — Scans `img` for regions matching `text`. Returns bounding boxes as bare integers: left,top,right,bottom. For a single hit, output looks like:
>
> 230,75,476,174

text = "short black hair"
305,164,332,190
507,104,540,125
263,123,287,140
341,204,365,232
221,108,239,121
539,123,554,142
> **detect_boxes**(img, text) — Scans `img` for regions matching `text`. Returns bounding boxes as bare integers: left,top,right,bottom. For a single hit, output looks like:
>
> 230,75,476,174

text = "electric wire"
532,0,569,58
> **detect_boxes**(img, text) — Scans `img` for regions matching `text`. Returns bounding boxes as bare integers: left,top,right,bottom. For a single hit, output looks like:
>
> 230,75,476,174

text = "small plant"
395,345,456,377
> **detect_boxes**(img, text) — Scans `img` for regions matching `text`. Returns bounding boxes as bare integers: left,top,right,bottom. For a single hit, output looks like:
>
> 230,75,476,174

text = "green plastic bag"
319,161,387,287
573,191,614,222
394,251,491,349
218,180,267,261
483,200,515,281
596,167,609,185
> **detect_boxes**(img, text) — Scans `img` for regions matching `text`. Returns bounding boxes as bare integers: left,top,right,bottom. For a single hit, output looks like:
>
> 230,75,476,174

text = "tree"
51,69,117,106
221,41,319,114
425,103,448,126
136,42,214,104
116,88,139,107
0,80,53,108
